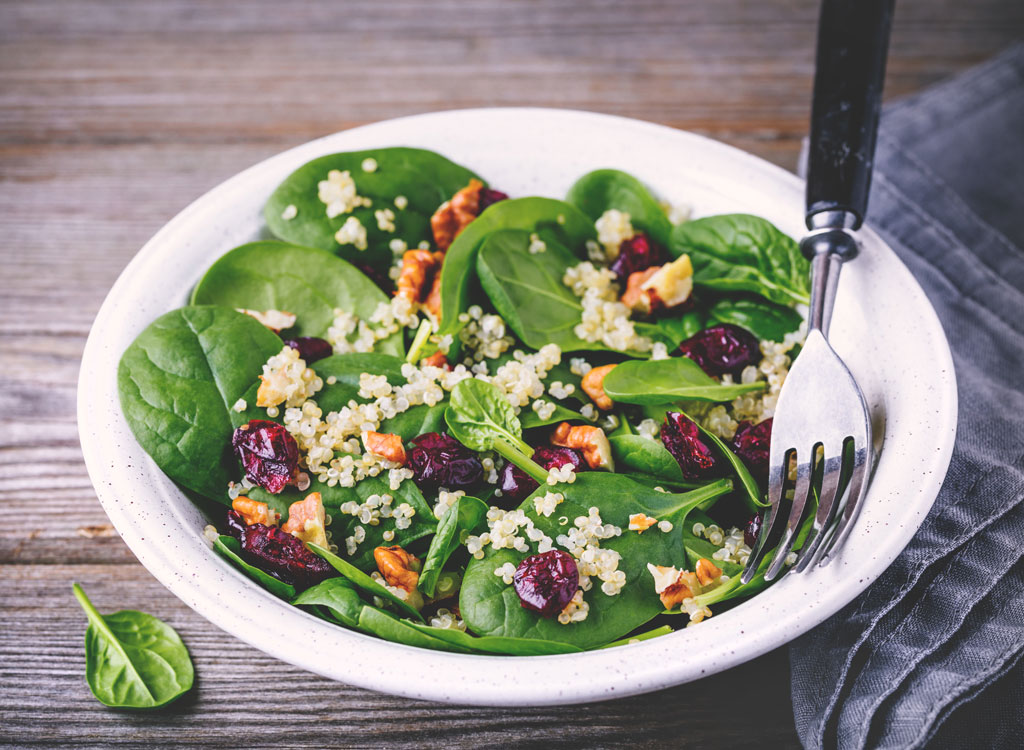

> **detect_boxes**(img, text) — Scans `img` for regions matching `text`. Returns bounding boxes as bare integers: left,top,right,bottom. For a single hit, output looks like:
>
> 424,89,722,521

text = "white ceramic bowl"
78,109,957,705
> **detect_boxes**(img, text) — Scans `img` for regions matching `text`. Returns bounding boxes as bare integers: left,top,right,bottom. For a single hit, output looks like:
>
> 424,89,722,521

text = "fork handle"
805,0,895,230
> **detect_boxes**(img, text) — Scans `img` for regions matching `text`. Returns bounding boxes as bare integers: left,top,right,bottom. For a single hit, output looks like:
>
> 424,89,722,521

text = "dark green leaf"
418,495,488,597
356,607,470,653
444,378,530,455
213,535,297,598
437,198,596,336
264,148,481,270
670,214,810,307
404,623,584,655
189,241,401,354
566,168,673,247
519,401,590,430
600,624,675,648
708,295,803,343
292,577,364,628
691,419,766,512
603,358,765,405
608,434,685,483
72,584,194,709
307,542,424,620
117,306,283,503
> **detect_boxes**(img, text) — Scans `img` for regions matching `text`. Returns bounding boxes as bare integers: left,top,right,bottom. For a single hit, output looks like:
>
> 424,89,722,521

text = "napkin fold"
789,43,1024,750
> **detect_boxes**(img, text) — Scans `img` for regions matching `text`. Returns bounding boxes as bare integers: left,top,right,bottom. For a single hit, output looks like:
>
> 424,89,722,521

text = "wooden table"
3,1,1021,746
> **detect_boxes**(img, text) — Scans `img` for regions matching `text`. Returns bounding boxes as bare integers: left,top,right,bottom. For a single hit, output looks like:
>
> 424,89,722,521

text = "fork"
741,0,893,584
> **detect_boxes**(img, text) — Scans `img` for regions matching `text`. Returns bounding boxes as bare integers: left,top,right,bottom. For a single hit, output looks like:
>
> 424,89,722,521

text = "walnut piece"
550,422,614,470
362,431,407,465
430,179,484,251
581,363,617,411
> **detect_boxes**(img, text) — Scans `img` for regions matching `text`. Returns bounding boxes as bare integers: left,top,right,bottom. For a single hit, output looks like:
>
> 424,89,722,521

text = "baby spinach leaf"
608,434,685,483
566,168,672,247
72,584,194,709
459,474,732,648
682,509,743,576
265,147,481,270
418,495,488,597
189,241,401,355
437,197,596,337
292,577,364,628
356,607,471,653
670,214,810,307
600,624,674,648
637,310,706,349
307,542,424,621
213,535,297,599
519,401,589,430
404,623,584,655
445,378,533,458
602,357,765,405
117,306,283,503
692,419,766,512
312,353,407,412
708,295,802,343
477,229,638,354
382,403,448,443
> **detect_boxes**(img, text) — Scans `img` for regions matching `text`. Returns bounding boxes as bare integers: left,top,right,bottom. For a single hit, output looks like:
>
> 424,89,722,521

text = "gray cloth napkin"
789,43,1024,750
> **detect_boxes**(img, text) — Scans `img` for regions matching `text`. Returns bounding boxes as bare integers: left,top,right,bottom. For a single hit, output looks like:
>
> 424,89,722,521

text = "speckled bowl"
78,109,957,705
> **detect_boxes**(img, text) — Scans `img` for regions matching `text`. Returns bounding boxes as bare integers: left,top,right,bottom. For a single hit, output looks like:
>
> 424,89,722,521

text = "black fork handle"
805,0,895,230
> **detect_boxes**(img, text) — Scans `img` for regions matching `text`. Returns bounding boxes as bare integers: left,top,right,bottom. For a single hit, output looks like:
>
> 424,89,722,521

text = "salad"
117,147,814,655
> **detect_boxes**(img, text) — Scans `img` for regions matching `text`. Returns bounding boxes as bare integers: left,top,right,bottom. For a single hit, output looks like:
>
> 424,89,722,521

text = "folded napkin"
790,44,1024,750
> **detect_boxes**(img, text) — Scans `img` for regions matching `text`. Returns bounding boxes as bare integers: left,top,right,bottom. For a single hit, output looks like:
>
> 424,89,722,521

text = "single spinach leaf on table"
264,147,482,270
418,494,489,597
117,306,283,504
404,623,584,655
212,535,297,599
602,357,765,405
437,197,596,337
459,473,733,648
670,214,810,307
72,584,194,709
566,168,673,247
307,542,424,621
292,577,365,628
708,295,803,343
189,241,401,355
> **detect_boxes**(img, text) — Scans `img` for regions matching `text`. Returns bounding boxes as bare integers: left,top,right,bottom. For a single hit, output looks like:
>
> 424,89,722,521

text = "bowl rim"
78,107,957,706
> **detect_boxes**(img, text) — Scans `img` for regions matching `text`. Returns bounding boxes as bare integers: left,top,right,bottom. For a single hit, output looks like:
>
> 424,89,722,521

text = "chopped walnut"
628,513,658,533
620,267,660,313
281,491,328,547
430,179,484,251
550,422,614,470
232,496,277,526
236,308,297,333
396,249,437,305
423,251,445,317
362,431,407,464
581,363,617,411
421,351,448,368
374,545,422,595
695,557,723,586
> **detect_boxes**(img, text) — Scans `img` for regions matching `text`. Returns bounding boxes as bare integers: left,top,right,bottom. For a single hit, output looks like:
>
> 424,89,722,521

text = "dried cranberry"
677,324,761,377
610,232,667,278
282,336,333,364
355,262,392,293
478,187,509,212
733,418,773,484
497,446,588,506
513,550,579,618
661,412,719,480
226,511,334,589
745,512,763,548
232,420,299,494
406,432,483,490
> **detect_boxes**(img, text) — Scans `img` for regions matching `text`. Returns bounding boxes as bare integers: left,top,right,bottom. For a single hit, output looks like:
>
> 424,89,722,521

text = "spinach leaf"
292,577,364,628
213,535,297,599
566,168,672,247
519,401,590,430
312,353,407,412
670,214,810,307
382,403,448,443
437,197,596,336
600,624,675,648
602,357,765,405
444,379,545,482
692,420,766,512
307,543,424,621
264,147,481,270
637,310,706,349
708,295,803,343
117,306,283,503
72,584,194,709
475,229,595,352
404,623,583,655
682,509,743,577
418,495,488,597
189,241,401,355
608,434,685,483
459,474,732,648
356,607,471,653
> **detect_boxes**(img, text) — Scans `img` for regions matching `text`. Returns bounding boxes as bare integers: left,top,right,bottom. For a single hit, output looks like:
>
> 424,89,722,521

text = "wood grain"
1,0,1021,746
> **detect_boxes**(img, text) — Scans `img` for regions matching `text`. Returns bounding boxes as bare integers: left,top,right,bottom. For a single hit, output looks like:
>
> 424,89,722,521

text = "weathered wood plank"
0,564,800,749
